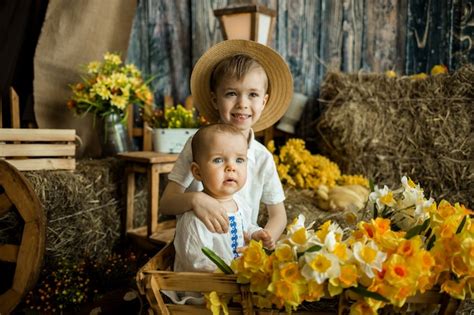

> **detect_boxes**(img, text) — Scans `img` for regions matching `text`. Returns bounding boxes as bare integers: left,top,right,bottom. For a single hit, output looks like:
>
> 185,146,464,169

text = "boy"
174,123,271,272
161,40,294,248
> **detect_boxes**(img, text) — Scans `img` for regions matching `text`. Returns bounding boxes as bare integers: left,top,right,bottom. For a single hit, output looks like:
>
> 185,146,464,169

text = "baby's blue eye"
249,92,259,97
212,157,224,163
236,157,246,164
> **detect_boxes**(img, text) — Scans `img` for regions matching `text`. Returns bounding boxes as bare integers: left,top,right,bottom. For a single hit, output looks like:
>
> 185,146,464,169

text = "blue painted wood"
127,0,472,116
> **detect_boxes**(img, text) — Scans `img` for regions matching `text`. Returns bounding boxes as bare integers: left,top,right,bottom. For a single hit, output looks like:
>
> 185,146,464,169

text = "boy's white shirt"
167,129,286,225
173,194,261,272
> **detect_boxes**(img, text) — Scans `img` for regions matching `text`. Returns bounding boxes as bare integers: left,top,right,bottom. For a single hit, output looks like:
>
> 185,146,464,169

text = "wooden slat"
151,271,240,293
0,129,75,141
117,151,178,164
0,244,19,262
4,158,76,171
0,193,13,217
0,144,75,157
10,88,20,129
167,304,244,315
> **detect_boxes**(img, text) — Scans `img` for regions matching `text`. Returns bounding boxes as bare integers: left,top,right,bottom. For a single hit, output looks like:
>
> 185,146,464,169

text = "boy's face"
191,132,248,200
211,67,269,135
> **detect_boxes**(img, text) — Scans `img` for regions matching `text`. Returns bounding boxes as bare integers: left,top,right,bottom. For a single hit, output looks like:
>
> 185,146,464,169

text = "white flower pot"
152,128,198,154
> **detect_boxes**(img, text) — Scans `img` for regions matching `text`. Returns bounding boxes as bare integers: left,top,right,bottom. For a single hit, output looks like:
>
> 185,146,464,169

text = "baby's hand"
252,229,275,250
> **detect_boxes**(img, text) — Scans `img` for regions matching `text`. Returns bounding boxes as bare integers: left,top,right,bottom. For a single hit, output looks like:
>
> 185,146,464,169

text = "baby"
173,123,271,272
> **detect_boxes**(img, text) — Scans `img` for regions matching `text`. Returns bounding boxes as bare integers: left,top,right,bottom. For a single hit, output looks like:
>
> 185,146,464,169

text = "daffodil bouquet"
67,52,154,121
204,176,473,314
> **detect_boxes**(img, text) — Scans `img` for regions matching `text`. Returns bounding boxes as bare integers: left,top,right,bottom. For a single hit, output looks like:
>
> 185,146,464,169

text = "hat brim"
191,40,293,132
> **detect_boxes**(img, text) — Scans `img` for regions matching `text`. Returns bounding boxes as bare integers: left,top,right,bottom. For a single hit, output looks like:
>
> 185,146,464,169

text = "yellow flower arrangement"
67,52,153,121
143,104,207,128
268,139,368,190
204,176,473,314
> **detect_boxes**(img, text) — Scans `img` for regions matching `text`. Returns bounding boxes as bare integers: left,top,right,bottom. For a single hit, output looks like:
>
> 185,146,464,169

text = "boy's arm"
263,202,287,242
160,181,229,233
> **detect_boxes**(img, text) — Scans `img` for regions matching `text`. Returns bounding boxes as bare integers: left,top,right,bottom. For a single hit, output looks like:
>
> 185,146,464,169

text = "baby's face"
212,67,269,136
195,132,248,199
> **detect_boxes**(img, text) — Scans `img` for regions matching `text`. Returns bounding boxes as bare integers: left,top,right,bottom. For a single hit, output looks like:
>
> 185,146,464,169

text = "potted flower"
66,52,154,155
143,104,207,154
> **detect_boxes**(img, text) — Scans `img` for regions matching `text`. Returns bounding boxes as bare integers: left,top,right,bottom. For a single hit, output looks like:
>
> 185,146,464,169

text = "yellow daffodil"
205,291,229,315
274,243,296,263
242,240,267,272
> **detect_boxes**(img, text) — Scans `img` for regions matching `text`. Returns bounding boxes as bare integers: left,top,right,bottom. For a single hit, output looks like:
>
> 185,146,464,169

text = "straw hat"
191,40,293,132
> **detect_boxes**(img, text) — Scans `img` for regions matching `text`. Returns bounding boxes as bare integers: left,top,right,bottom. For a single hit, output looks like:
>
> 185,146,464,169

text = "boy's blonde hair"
191,123,247,163
210,54,268,92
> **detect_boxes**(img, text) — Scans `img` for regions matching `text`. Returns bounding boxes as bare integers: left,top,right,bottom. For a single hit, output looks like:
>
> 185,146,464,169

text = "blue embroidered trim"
229,215,239,258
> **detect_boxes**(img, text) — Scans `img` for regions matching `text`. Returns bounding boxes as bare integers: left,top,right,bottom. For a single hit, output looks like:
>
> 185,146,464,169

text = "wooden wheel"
0,160,45,314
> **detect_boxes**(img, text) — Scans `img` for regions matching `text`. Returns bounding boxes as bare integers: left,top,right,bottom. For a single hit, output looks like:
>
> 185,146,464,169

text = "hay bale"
316,64,474,207
22,159,126,264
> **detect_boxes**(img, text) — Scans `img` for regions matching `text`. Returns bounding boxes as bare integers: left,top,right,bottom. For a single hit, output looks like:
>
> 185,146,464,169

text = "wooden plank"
10,88,20,129
4,158,76,171
151,271,240,293
0,193,13,217
363,0,404,72
0,244,19,262
341,0,364,72
0,144,75,157
143,121,152,151
13,221,45,296
405,0,454,74
0,129,75,141
117,151,178,164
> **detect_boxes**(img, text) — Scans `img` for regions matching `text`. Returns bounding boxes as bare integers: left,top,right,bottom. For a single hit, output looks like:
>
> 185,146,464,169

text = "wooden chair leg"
148,164,159,236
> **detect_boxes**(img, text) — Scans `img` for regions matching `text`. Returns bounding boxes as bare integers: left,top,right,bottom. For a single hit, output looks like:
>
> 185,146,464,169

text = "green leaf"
405,224,424,239
349,286,389,302
201,247,233,274
456,216,467,234
426,235,436,250
297,245,322,258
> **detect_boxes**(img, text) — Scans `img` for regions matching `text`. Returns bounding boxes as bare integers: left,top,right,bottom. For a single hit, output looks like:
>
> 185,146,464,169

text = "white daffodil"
369,185,397,212
352,240,387,278
399,176,433,220
301,251,341,284
279,215,321,252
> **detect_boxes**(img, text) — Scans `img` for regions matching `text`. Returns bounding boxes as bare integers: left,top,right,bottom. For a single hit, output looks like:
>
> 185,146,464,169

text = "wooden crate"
0,129,76,171
137,243,461,315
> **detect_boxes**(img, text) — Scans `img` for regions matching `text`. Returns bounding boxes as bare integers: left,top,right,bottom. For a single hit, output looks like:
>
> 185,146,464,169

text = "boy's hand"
251,229,275,250
193,192,229,233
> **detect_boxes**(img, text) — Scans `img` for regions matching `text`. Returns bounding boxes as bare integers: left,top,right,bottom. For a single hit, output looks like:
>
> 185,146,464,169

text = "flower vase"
100,113,133,156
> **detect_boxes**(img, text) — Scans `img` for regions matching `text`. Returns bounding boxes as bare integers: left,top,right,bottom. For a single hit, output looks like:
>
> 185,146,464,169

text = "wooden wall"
127,0,473,138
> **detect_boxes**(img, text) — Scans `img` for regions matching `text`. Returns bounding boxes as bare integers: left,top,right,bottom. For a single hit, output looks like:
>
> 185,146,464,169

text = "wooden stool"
117,152,178,247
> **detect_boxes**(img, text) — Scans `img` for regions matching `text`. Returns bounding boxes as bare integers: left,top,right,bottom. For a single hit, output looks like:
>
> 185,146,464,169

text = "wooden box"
0,129,76,171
